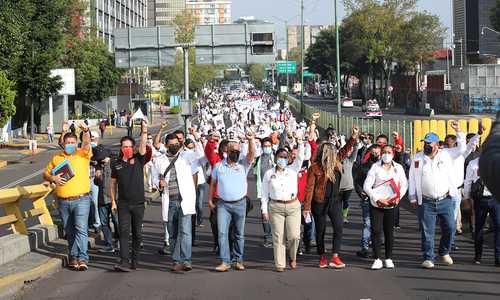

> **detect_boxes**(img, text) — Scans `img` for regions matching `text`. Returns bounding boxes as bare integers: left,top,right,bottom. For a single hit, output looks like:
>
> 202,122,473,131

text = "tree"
491,0,500,33
0,71,16,128
174,9,197,44
3,0,69,130
248,64,265,89
63,36,123,103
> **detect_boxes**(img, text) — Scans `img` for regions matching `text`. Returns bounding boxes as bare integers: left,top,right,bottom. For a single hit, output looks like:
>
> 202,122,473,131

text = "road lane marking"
1,169,45,189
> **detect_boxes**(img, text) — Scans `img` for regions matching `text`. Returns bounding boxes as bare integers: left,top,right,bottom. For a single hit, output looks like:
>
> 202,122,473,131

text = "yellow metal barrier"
0,184,54,235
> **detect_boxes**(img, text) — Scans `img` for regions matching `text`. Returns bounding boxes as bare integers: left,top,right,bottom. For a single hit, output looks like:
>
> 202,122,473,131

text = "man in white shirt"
463,157,500,266
409,122,471,269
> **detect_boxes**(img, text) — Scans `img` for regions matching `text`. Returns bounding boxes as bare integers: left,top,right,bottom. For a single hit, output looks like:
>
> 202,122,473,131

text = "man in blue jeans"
409,124,471,269
153,133,199,272
208,132,255,272
44,122,92,271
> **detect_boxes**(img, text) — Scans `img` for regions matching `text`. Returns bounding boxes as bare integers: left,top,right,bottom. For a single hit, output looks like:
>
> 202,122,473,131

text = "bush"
169,106,181,114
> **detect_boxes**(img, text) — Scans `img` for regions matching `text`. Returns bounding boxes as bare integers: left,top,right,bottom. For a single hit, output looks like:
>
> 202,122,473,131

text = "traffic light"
251,32,274,55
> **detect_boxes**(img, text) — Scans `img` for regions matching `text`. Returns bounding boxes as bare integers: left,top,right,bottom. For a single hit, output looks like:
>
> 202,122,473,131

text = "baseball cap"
423,132,440,143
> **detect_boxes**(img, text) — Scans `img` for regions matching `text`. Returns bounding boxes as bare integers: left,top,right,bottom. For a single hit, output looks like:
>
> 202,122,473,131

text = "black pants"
118,204,145,263
474,197,500,260
312,200,343,255
370,206,395,259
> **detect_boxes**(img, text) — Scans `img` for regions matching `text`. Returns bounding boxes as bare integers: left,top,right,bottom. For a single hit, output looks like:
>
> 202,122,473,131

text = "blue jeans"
474,197,500,261
59,195,91,262
300,203,315,244
196,184,206,226
98,204,115,248
90,181,101,229
360,200,371,250
217,200,246,265
167,200,192,264
418,197,455,261
263,218,272,243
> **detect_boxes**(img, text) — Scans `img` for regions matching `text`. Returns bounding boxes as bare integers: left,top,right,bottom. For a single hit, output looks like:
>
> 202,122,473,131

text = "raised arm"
337,126,359,162
245,131,255,165
154,120,167,150
139,120,147,156
79,122,91,152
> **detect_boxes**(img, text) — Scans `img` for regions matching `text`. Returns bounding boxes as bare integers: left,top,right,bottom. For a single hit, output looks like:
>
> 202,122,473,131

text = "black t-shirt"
111,153,146,206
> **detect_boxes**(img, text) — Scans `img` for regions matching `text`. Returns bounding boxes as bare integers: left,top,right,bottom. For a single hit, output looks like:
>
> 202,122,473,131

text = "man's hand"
95,170,102,179
246,131,254,141
352,125,359,137
451,121,460,132
141,120,148,133
78,121,89,132
52,173,67,186
410,202,418,210
478,122,485,136
159,178,167,190
160,120,168,130
208,200,216,211
262,213,269,221
392,131,399,138
62,122,69,133
111,201,117,211
303,210,311,219
311,112,320,121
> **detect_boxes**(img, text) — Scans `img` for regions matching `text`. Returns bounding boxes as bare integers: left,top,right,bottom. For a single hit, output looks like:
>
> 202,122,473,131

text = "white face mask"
381,154,393,164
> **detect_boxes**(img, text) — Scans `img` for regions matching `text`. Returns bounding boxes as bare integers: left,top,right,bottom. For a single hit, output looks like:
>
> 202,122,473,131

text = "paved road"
301,96,495,121
16,175,500,300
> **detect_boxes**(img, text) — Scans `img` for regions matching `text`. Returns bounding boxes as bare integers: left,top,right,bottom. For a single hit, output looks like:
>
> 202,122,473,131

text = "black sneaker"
98,246,115,253
473,258,481,265
495,260,500,267
114,262,131,272
183,263,193,271
131,260,138,270
158,243,171,255
262,241,273,248
356,249,369,258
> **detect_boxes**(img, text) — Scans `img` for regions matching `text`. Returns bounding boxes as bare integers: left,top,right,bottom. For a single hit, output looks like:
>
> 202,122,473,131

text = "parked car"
341,97,354,108
364,99,382,119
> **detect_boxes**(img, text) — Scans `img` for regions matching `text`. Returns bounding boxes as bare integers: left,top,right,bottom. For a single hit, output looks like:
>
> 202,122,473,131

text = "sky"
231,0,452,48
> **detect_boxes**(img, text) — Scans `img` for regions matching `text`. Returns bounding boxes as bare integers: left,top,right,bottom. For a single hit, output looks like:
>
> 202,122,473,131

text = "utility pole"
285,20,289,96
183,46,190,133
334,0,341,117
300,0,305,115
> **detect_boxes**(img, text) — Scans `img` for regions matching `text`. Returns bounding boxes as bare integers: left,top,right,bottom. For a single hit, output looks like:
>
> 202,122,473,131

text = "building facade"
186,0,231,25
453,0,500,64
86,0,148,52
287,25,326,51
147,0,186,26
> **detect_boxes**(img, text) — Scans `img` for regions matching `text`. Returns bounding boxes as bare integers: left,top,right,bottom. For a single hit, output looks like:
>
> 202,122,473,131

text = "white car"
341,98,354,108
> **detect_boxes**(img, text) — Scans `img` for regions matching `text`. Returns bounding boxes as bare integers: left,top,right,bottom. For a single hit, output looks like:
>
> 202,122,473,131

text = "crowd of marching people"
43,87,500,274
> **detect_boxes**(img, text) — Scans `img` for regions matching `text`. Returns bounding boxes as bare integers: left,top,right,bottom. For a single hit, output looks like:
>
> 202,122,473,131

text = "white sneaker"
421,260,435,269
440,254,454,266
384,259,395,269
371,259,383,270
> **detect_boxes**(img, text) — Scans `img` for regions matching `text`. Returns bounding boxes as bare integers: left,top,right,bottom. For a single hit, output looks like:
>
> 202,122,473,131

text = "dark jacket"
479,112,500,201
304,137,355,211
354,160,375,202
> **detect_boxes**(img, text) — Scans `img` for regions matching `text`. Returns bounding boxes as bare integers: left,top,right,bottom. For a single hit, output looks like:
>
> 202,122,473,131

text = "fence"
286,95,492,155
0,184,54,235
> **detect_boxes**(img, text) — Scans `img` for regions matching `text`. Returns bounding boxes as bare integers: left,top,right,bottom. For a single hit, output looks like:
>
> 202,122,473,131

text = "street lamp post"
334,0,341,117
300,0,305,115
481,26,500,36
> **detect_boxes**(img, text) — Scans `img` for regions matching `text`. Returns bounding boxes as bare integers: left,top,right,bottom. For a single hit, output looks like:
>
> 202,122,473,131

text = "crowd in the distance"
43,87,499,273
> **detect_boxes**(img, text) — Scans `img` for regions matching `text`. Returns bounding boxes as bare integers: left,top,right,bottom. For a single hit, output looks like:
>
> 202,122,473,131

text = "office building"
147,0,186,26
287,25,326,51
84,0,148,52
453,0,500,64
186,0,231,25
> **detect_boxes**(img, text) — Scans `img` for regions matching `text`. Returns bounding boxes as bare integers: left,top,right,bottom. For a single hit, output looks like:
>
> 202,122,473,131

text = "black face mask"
370,154,379,163
168,144,181,155
228,150,240,162
424,144,434,156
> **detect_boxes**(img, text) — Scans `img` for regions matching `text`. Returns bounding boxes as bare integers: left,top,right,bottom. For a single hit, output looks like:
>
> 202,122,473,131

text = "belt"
270,198,297,204
220,197,246,204
422,193,449,203
58,193,90,201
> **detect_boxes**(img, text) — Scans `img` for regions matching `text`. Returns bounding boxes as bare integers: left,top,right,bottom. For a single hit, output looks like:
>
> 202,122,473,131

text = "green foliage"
63,36,123,103
248,65,265,89
174,9,197,44
169,106,181,114
491,0,500,33
0,71,17,128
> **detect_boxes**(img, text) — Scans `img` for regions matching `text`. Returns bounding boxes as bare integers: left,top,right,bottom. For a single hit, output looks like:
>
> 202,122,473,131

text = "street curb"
0,160,6,169
0,257,62,300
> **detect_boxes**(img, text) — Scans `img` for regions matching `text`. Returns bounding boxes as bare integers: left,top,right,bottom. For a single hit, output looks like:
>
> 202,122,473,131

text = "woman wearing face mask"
260,145,304,272
304,126,359,269
363,145,408,270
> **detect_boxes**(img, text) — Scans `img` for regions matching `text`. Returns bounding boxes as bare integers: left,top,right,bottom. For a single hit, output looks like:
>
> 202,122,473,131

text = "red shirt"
297,168,308,202
308,140,318,161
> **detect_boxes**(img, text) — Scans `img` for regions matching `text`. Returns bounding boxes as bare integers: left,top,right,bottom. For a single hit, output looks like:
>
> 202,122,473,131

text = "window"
478,76,486,86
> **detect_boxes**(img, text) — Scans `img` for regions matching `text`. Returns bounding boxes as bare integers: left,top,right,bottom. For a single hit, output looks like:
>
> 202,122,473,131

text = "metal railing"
0,184,54,235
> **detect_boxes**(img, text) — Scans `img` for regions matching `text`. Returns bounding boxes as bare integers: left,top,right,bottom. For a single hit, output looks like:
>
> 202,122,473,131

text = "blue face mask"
276,158,288,169
263,147,272,155
65,144,76,155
